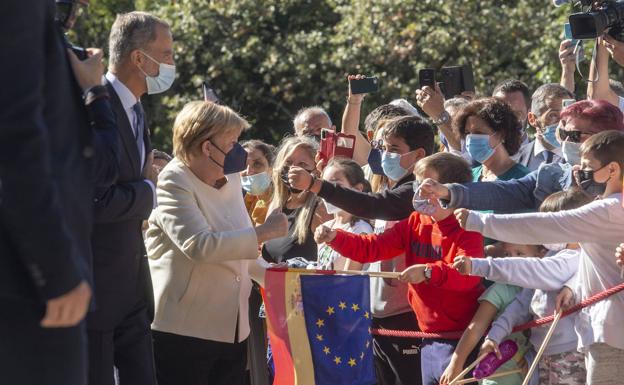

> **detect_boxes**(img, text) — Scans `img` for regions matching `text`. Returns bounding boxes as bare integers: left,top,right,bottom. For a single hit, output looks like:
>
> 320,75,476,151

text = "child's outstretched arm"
458,198,624,246
454,250,579,291
440,301,499,385
322,219,408,264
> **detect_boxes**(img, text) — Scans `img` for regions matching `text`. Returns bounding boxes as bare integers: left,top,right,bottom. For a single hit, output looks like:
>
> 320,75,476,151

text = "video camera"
569,0,624,41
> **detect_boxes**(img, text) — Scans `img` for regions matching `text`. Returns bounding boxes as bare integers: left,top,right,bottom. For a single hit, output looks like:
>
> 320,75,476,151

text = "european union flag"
300,275,376,385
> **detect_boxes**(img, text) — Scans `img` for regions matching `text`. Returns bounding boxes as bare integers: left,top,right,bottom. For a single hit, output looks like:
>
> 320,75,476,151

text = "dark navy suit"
0,1,119,384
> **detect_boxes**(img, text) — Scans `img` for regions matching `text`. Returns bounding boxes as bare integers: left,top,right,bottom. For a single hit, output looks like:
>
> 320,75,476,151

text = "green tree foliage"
73,0,604,152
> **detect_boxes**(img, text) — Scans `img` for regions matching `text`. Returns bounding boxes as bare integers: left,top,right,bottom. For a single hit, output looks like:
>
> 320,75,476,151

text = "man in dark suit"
516,83,574,171
87,11,175,385
0,1,119,384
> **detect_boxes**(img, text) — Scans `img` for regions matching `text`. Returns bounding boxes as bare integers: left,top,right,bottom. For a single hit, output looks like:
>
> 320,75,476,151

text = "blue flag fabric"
300,275,376,385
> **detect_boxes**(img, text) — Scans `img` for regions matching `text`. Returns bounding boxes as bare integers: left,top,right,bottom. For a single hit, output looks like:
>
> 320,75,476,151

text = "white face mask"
561,141,581,165
139,51,176,95
323,199,343,215
544,243,567,252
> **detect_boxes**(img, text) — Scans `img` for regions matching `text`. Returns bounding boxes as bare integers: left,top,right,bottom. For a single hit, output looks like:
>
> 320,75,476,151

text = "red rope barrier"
371,282,624,340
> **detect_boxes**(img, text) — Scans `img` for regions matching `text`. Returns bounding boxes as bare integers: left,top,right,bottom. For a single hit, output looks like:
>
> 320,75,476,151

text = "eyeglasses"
370,139,384,150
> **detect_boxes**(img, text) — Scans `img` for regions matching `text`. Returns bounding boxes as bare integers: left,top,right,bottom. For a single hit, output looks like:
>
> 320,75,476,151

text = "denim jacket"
443,162,577,212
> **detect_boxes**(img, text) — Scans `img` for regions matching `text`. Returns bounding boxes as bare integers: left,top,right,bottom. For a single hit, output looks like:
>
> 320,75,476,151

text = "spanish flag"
263,269,376,385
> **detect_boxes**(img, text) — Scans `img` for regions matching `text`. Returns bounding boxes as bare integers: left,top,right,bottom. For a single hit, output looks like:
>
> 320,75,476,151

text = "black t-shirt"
261,203,318,264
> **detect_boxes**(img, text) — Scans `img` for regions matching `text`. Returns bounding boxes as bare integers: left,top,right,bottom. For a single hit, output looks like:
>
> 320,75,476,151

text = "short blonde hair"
172,101,250,164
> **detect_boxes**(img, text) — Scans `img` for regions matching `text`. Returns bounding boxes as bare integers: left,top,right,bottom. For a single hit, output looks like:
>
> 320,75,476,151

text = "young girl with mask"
455,131,624,385
241,140,276,226
444,189,592,385
455,97,530,183
315,158,373,270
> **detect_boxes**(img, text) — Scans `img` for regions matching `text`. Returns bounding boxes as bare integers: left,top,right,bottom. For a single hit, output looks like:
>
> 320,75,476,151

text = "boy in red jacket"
315,152,485,385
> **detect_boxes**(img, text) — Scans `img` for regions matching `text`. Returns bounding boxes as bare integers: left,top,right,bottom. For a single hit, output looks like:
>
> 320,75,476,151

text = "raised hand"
66,47,105,92
288,166,314,192
418,178,450,201
347,74,367,103
415,84,445,119
559,40,576,71
454,208,470,229
314,224,337,244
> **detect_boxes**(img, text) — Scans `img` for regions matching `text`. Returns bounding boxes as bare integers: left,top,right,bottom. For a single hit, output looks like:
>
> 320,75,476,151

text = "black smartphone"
202,81,220,103
461,64,475,93
69,44,88,61
349,76,380,94
440,66,462,99
418,68,436,89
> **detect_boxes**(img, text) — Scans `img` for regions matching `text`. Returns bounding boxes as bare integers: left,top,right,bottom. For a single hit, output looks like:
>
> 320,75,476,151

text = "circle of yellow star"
364,311,370,319
316,334,323,341
351,303,360,312
316,319,325,327
348,358,357,367
338,301,347,310
323,346,331,355
334,356,342,365
326,306,335,315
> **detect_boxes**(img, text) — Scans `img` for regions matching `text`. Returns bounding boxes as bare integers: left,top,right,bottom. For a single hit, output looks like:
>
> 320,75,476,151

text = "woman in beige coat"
144,101,286,385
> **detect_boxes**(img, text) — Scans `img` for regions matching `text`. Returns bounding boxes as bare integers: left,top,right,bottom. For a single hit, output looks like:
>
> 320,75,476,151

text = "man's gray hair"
530,83,574,116
292,106,332,134
108,11,169,68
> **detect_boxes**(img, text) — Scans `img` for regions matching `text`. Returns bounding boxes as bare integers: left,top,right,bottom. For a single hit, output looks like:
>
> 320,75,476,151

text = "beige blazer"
145,158,260,343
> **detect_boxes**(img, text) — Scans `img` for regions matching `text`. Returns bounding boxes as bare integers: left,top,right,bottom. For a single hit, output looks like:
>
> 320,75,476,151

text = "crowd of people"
4,1,624,385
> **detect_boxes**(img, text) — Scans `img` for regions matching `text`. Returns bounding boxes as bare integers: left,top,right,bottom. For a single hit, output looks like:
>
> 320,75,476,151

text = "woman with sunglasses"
418,99,624,212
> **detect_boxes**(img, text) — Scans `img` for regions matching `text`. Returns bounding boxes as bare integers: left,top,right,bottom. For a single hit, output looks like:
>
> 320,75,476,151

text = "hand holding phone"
349,76,380,95
418,69,436,89
319,129,356,162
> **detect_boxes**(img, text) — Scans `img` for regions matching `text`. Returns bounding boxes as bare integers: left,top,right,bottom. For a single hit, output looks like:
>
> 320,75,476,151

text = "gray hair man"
89,11,174,385
516,83,574,171
293,106,335,139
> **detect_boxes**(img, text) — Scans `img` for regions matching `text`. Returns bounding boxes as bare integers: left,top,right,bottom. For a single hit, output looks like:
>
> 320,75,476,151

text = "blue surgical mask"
139,51,176,95
367,148,385,175
466,134,496,164
542,124,561,149
381,151,408,181
561,141,581,165
241,171,271,195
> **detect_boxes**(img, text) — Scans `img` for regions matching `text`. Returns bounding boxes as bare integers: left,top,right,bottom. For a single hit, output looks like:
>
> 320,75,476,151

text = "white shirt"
466,194,624,352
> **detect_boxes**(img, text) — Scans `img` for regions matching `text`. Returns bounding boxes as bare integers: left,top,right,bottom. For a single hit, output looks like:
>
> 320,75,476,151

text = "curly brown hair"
453,97,522,156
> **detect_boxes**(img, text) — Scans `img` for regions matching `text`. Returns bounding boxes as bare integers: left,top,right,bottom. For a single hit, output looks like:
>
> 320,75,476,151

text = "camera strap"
576,39,600,83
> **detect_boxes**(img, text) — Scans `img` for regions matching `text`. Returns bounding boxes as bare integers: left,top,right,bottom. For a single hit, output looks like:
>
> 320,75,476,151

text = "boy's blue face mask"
381,151,409,181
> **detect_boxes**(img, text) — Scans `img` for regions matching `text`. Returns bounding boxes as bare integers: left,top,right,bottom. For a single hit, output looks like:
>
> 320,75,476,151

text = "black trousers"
372,312,423,385
0,297,87,385
153,330,248,385
87,301,156,385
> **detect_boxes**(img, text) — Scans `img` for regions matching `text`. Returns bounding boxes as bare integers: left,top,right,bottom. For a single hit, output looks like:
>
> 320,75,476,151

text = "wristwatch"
423,265,432,282
432,110,451,125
